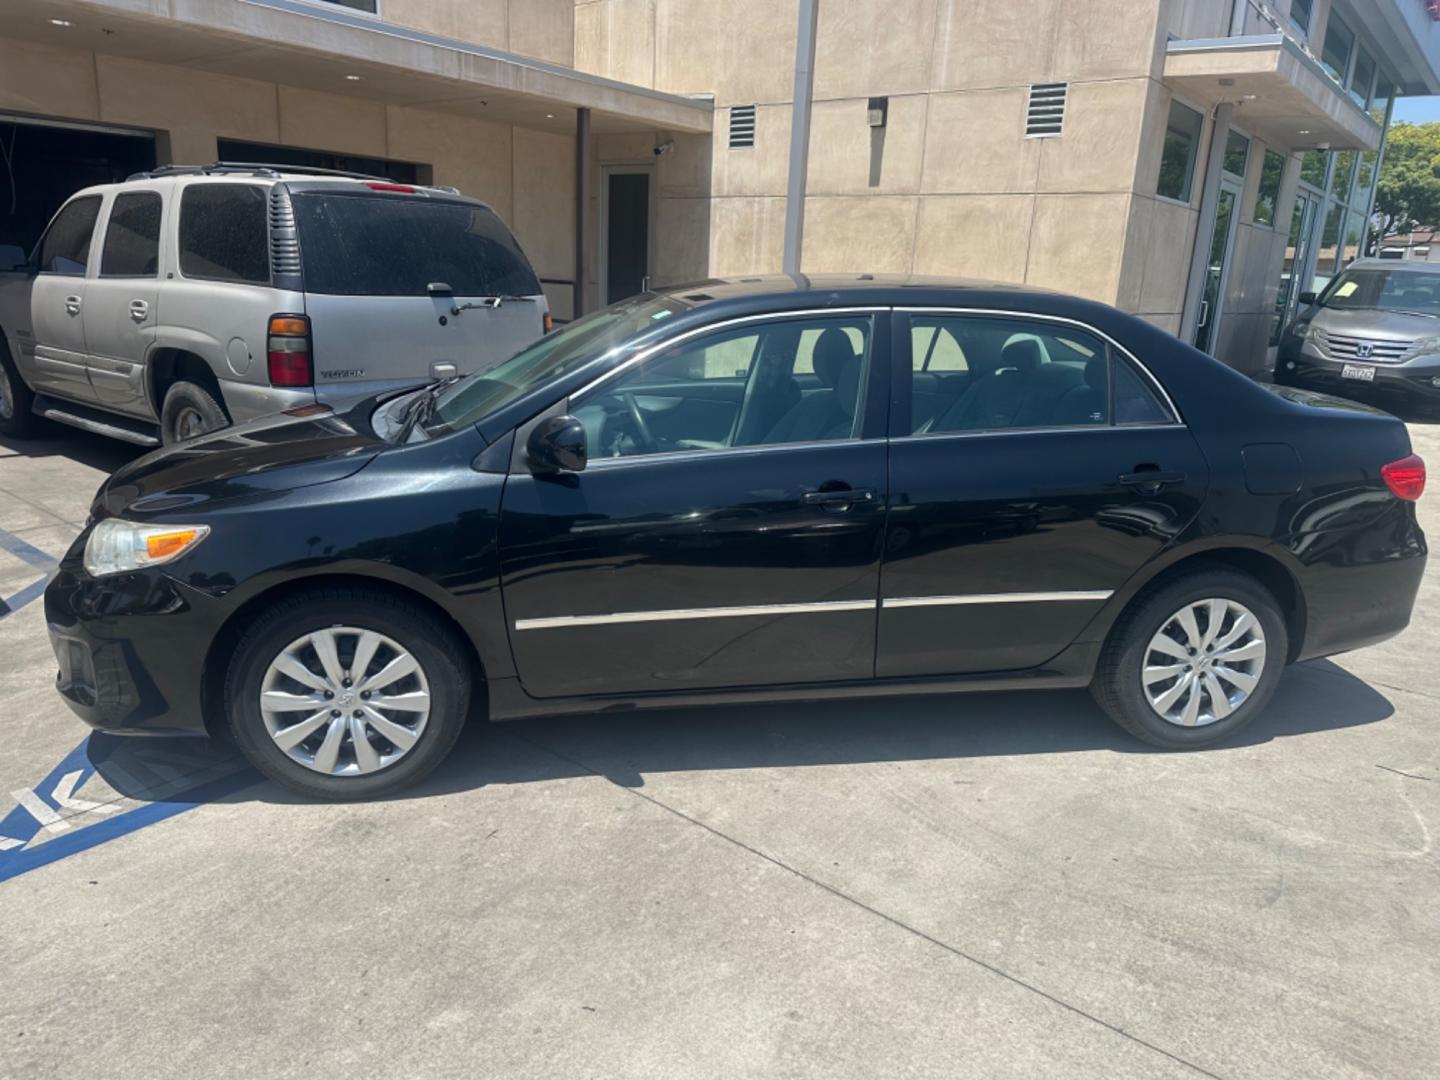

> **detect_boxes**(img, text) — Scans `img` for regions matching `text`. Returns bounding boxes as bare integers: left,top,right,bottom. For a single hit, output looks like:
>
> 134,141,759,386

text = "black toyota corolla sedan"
45,277,1427,799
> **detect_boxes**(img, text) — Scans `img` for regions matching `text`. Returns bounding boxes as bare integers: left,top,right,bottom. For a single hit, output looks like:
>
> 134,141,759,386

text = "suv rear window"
291,192,541,298
179,184,270,284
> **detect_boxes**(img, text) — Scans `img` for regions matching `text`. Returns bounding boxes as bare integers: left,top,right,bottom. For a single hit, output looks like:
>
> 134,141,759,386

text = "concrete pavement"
0,418,1436,1080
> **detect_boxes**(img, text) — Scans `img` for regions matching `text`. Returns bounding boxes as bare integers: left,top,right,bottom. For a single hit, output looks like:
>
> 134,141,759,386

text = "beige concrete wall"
0,34,574,316
383,0,575,64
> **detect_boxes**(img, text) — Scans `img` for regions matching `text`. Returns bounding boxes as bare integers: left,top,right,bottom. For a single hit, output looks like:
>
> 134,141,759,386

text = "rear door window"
101,192,162,277
178,184,270,284
37,196,101,275
291,192,541,298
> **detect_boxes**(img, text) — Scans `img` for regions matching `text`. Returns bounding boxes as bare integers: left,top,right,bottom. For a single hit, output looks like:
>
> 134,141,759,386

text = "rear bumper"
221,380,317,425
44,561,220,736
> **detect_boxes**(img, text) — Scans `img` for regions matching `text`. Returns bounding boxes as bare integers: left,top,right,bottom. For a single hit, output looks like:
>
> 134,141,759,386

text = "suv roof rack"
126,161,396,183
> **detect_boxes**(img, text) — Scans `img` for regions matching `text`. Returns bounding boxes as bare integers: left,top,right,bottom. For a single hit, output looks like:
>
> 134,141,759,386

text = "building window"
1223,130,1250,179
1289,0,1313,39
317,0,379,12
1300,150,1329,189
1331,150,1357,203
1157,100,1204,203
1321,14,1354,86
1349,48,1377,110
1254,150,1285,226
1370,76,1395,126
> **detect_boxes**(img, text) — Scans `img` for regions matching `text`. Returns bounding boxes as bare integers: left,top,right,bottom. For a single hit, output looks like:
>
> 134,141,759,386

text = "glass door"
1193,177,1243,355
1271,188,1319,343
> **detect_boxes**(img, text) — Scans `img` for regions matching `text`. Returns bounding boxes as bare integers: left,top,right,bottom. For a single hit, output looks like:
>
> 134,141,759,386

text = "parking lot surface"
1,418,1437,1080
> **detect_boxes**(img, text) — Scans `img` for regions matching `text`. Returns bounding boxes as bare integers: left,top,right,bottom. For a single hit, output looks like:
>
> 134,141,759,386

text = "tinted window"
1289,0,1312,38
1321,14,1353,85
37,196,101,275
1320,267,1440,317
1113,358,1174,425
292,194,540,297
1222,131,1249,179
574,316,872,459
179,184,269,284
100,192,162,277
1157,101,1204,203
909,316,1109,434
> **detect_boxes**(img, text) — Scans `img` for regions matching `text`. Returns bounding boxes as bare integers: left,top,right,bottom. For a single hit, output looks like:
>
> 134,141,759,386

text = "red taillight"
1382,454,1426,501
543,311,554,334
267,314,312,387
365,182,416,193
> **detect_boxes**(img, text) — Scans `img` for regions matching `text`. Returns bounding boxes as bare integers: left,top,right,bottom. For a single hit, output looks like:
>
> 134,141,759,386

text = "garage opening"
216,139,427,185
0,115,157,255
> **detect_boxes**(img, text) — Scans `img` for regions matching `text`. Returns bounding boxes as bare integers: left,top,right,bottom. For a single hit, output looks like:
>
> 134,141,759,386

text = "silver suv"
0,164,547,445
1277,258,1440,415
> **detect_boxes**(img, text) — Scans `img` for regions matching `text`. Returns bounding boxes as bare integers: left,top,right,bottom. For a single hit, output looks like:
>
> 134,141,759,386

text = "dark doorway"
0,117,157,255
216,139,426,185
605,169,651,304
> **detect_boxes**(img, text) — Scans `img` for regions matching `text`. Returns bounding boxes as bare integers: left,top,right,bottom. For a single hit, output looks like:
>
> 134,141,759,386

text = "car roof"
64,168,487,208
1342,258,1440,274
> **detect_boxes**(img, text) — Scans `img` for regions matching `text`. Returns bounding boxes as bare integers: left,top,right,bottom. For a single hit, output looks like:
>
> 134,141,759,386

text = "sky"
1393,95,1440,123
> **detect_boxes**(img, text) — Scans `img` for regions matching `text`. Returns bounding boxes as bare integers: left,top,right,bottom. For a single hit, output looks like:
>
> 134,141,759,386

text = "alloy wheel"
259,626,432,776
1141,598,1266,728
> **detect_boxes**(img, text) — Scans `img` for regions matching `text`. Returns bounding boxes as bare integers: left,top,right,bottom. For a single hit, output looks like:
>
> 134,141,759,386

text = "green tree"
1371,121,1440,253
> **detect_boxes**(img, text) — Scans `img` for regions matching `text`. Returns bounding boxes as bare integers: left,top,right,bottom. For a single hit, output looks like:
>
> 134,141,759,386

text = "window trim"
35,194,103,278
175,181,273,287
289,0,382,19
98,190,164,280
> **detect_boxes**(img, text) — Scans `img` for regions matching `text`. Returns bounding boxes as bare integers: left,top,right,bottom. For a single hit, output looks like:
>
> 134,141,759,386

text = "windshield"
429,293,687,431
292,192,540,297
1319,267,1440,317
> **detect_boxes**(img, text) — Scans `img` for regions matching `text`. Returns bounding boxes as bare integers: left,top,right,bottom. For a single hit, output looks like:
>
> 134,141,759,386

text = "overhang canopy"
1165,34,1382,154
0,0,713,136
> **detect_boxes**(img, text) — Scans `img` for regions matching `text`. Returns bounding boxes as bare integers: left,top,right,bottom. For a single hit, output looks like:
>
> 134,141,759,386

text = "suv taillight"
1382,454,1426,501
267,314,312,387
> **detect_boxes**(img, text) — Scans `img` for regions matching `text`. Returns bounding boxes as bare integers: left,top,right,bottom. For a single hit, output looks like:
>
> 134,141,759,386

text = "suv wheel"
0,336,39,438
160,381,228,444
1091,568,1288,749
225,588,472,800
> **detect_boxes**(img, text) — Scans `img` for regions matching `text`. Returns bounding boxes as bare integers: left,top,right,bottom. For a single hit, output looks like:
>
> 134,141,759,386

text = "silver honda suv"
1277,258,1440,415
0,163,547,446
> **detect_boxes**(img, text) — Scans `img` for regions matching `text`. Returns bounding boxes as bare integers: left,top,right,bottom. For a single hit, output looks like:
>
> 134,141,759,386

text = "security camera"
653,140,675,156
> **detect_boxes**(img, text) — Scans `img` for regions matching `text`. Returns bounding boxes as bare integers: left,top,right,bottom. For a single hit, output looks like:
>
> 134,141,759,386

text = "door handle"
1118,470,1186,495
802,487,876,509
129,299,149,322
64,295,82,316
1197,299,1210,329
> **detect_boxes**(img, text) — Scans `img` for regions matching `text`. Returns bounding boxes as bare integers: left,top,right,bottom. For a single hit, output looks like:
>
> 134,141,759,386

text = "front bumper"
1276,341,1440,404
44,559,223,736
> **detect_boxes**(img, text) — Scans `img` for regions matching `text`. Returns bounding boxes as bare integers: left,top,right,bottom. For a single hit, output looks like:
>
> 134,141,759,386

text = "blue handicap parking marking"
0,732,259,884
0,526,60,620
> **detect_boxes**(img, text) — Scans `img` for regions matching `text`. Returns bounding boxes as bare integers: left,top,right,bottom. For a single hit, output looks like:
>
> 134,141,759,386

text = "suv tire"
225,587,472,800
0,335,39,439
1091,568,1288,749
160,380,228,444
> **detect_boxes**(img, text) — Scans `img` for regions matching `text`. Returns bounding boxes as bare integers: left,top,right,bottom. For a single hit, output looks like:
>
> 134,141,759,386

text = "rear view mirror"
527,415,588,474
0,244,28,272
1298,291,1318,305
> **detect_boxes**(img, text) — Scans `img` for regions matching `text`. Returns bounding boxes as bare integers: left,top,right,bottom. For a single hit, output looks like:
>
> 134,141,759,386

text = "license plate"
1341,364,1376,382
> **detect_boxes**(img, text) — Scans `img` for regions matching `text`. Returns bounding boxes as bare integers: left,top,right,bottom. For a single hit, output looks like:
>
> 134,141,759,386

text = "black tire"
160,380,228,444
1091,568,1289,749
225,587,472,800
0,333,40,439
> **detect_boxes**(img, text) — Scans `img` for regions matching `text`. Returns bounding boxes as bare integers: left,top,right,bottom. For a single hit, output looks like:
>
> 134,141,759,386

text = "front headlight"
1405,335,1440,358
1295,321,1315,341
83,518,211,577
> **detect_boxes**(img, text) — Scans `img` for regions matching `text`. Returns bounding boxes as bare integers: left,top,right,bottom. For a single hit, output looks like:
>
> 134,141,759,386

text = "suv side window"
178,184,269,284
37,196,102,276
100,192,163,277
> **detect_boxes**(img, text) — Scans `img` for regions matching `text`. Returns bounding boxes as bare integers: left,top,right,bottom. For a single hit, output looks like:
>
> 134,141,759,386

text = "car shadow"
0,427,145,474
87,656,1392,808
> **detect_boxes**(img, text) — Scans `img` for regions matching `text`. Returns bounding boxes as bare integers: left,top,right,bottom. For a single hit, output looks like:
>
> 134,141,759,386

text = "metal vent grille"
268,186,301,275
729,105,757,149
1025,83,1067,137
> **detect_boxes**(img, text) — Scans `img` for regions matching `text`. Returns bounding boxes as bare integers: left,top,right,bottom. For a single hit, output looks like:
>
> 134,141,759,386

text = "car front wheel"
225,588,472,800
0,336,39,439
1091,568,1289,749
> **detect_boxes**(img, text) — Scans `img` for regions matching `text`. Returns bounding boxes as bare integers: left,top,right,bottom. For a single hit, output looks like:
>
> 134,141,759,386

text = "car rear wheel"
160,380,228,444
0,336,39,439
1091,568,1289,749
225,588,472,800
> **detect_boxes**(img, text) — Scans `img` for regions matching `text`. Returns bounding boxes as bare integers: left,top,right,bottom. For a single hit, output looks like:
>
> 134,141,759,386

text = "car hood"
1310,306,1440,342
98,404,386,516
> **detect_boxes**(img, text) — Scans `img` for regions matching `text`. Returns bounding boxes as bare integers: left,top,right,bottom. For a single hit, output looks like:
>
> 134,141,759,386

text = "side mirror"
1298,291,1318,305
0,244,28,272
527,415,588,474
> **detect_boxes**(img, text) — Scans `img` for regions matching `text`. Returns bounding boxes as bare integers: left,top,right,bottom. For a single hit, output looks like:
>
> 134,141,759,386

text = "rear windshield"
291,192,541,298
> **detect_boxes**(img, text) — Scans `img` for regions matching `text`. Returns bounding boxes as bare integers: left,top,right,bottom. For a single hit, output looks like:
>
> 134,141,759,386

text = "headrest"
1000,338,1043,374
812,327,857,388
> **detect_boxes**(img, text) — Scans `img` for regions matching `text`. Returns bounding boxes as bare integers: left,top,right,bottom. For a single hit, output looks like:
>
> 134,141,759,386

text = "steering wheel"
621,392,658,454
